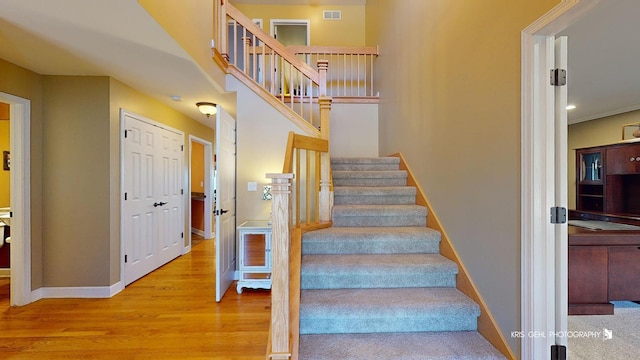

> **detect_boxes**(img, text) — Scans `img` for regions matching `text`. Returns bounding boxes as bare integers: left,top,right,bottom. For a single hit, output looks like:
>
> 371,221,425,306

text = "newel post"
317,59,328,97
318,97,333,222
266,173,294,360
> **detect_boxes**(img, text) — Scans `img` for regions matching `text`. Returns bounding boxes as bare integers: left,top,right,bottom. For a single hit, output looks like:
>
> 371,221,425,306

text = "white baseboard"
191,228,205,237
33,282,124,299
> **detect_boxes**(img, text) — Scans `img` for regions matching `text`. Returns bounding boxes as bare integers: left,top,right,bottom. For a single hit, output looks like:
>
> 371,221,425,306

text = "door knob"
153,201,168,207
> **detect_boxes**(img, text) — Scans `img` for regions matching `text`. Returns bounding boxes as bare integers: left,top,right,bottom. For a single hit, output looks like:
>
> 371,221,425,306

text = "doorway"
271,20,310,96
270,19,310,46
188,136,214,251
0,92,31,306
521,0,600,358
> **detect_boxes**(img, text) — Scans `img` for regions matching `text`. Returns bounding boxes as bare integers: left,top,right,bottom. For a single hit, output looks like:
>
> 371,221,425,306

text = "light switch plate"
247,182,258,191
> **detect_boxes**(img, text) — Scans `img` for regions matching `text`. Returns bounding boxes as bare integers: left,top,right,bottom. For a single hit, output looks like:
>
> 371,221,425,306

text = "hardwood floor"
0,240,271,359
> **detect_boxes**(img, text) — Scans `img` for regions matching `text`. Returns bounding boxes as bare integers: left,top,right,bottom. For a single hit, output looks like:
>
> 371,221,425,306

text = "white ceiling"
0,0,226,128
0,0,638,126
559,0,640,124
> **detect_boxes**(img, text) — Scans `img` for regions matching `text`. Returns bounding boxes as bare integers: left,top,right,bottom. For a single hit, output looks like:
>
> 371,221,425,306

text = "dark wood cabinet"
568,228,640,315
576,147,605,212
608,246,640,300
571,141,640,315
568,246,609,305
576,142,640,215
606,144,640,175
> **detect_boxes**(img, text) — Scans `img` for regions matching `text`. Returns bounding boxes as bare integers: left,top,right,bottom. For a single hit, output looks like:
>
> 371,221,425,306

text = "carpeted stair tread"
333,170,408,187
300,287,480,334
332,204,427,227
331,157,400,171
299,331,506,360
334,186,417,205
302,226,441,255
301,253,457,289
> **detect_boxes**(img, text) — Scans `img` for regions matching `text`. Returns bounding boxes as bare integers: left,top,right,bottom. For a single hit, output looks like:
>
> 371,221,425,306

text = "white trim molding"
521,1,600,358
0,92,32,306
37,282,124,299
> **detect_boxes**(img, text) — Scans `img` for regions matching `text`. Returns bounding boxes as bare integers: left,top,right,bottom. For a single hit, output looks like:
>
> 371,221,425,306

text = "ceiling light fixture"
566,104,576,110
196,102,217,117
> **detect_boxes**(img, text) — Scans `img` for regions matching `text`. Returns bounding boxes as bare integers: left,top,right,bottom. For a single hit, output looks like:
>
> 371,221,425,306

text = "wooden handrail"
226,3,319,85
267,132,333,360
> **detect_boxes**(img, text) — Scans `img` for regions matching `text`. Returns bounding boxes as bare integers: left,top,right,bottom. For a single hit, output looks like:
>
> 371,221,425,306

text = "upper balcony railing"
288,46,379,99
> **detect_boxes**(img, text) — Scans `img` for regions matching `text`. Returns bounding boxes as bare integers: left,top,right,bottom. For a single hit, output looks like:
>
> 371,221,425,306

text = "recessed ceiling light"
566,104,576,110
171,95,182,102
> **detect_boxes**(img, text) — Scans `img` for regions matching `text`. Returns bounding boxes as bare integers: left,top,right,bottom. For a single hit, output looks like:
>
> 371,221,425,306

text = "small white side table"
236,220,272,293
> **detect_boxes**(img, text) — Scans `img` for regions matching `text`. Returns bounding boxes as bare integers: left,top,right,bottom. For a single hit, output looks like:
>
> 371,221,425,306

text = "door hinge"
550,206,567,224
181,232,184,239
124,129,128,138
124,192,128,200
181,145,184,151
125,255,128,263
551,344,566,360
181,189,184,195
550,68,567,86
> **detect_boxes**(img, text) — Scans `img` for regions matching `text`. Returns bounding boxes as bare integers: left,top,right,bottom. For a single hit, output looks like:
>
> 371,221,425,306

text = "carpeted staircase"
297,157,506,360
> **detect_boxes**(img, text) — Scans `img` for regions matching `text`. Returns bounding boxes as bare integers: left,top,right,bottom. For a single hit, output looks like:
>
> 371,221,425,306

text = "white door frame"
0,92,32,306
188,135,214,249
270,19,311,45
521,0,600,358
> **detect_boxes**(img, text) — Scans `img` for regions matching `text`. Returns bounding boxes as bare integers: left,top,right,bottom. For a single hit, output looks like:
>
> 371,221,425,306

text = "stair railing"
288,45,379,99
223,3,331,134
266,132,333,360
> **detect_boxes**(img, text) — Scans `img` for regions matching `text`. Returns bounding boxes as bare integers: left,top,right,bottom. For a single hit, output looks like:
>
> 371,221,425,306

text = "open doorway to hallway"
0,92,31,307
0,101,10,278
0,100,8,303
189,136,214,251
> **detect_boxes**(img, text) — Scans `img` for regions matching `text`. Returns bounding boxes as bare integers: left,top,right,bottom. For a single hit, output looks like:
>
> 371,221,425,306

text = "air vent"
323,10,342,20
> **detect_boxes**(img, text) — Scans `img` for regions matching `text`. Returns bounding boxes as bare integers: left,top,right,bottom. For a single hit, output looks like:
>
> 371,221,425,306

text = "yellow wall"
0,119,9,207
191,141,205,231
191,142,205,192
0,58,44,289
109,78,215,284
0,102,8,120
231,2,366,46
137,0,237,118
568,110,640,209
365,0,559,354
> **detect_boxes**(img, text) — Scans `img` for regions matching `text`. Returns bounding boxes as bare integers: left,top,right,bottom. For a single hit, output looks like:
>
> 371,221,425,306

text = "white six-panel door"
122,110,184,286
215,106,237,302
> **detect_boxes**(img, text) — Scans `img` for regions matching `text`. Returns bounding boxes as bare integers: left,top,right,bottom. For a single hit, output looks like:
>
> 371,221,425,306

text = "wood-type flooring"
0,238,271,359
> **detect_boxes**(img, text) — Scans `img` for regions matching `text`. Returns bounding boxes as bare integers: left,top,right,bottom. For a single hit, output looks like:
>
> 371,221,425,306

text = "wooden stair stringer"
389,152,517,360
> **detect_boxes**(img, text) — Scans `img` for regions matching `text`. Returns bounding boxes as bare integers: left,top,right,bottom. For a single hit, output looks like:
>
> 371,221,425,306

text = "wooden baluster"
252,34,257,81
261,44,266,88
265,173,294,360
232,21,238,66
243,35,251,75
